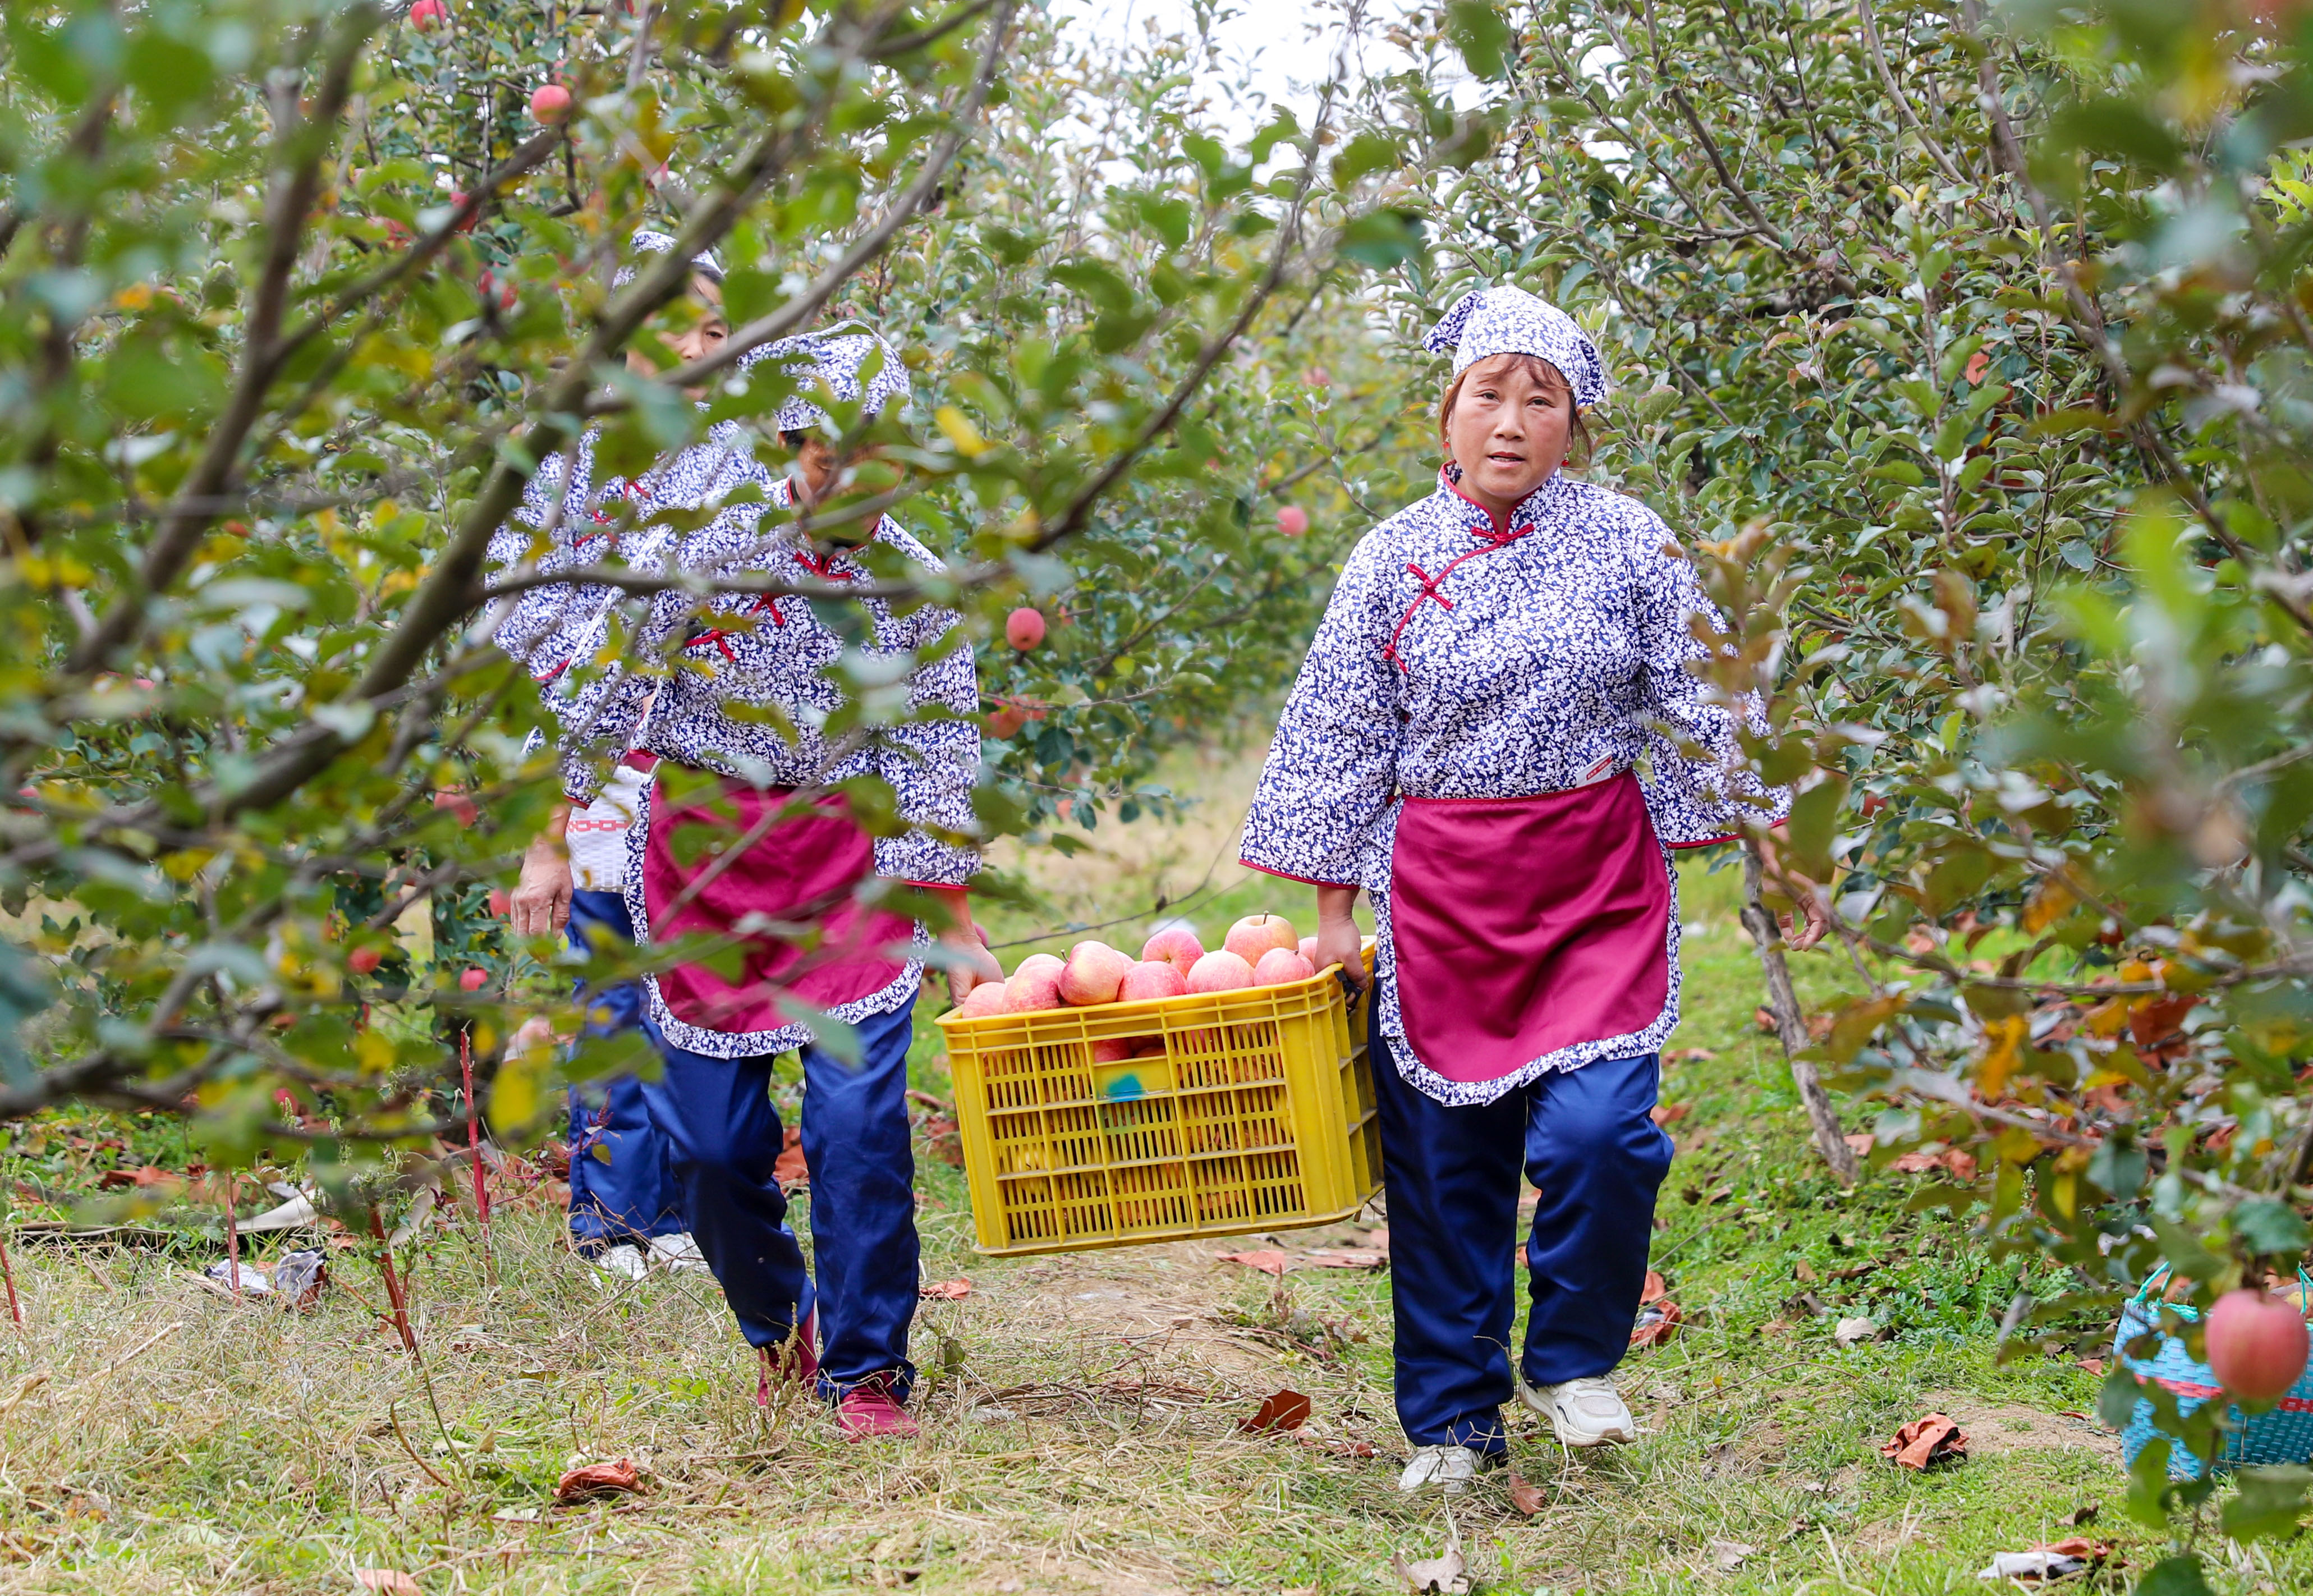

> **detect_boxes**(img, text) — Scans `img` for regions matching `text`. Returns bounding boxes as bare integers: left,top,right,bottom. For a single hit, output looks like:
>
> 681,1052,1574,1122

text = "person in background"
494,230,747,1278
1237,285,1819,1493
533,312,1003,1441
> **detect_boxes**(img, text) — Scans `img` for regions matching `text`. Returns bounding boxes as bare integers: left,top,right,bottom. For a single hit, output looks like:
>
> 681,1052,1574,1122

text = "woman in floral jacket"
1239,285,1818,1492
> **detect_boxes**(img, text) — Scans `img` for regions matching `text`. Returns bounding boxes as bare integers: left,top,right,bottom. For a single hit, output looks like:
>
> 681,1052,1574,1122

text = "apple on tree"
1006,607,1046,650
2206,1288,2312,1401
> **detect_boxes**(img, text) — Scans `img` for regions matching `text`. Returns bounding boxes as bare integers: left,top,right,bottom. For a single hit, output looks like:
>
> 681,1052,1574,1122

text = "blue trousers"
563,891,689,1251
651,996,921,1399
1371,998,1674,1453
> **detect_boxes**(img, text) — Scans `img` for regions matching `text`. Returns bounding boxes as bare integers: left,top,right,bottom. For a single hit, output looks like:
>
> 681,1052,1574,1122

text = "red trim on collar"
1437,465,1552,543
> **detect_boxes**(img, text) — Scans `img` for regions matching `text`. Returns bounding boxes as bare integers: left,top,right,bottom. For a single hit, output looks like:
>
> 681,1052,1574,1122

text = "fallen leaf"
1880,1412,1968,1470
1631,1301,1684,1348
1392,1549,1470,1595
1833,1315,1879,1349
918,1278,971,1301
1664,1046,1717,1064
1842,1132,1875,1155
1710,1540,1755,1572
553,1457,645,1504
1506,1471,1546,1516
1361,1224,1389,1254
1640,1269,1668,1305
96,1165,177,1190
2075,1357,2107,1377
1217,1248,1289,1276
1754,1005,1778,1033
1793,1259,1819,1283
1650,1101,1691,1127
1298,1433,1377,1457
773,1126,807,1192
920,1114,966,1168
1240,1388,1312,1433
355,1574,421,1595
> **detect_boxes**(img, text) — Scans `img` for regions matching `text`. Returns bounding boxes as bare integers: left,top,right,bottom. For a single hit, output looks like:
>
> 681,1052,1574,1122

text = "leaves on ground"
553,1457,645,1504
1631,1301,1683,1349
1215,1249,1289,1276
1392,1548,1470,1594
918,1278,971,1300
1880,1412,1968,1470
1238,1388,1311,1433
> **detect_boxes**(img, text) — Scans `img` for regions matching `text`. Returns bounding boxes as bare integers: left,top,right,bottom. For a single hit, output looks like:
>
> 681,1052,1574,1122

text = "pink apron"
1389,772,1670,1085
641,775,916,1034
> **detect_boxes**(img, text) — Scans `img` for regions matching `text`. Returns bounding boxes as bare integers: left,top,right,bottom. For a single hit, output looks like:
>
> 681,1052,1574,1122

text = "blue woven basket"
2115,1269,2313,1479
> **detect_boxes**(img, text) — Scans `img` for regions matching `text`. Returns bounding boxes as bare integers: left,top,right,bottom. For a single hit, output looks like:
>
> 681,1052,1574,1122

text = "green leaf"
2233,1199,2310,1258
1784,773,1849,880
1329,131,1400,188
2220,1465,2313,1541
1445,1,1514,80
1338,209,1426,270
2135,1556,2213,1595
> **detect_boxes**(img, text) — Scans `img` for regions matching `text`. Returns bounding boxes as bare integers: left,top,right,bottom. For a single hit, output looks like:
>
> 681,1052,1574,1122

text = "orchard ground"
0,744,2299,1595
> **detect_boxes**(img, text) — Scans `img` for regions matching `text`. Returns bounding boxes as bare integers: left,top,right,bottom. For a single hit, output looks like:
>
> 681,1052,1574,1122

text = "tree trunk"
1741,849,1858,1185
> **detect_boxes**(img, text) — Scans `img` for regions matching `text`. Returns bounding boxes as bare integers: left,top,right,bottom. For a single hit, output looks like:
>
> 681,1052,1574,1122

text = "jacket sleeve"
486,437,596,673
1631,507,1790,846
1238,530,1403,887
870,536,982,886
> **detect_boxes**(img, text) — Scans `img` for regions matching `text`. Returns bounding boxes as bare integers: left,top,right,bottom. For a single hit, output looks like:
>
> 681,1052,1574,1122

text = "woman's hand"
1314,884,1369,990
1754,827,1830,952
512,831,574,938
938,918,1004,1006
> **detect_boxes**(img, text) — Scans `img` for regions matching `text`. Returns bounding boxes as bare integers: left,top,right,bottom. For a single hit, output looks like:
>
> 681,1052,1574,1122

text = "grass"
0,744,2306,1594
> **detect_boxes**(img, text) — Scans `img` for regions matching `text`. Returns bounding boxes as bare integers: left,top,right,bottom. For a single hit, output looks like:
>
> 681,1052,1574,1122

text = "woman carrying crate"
507,255,1001,1438
1238,285,1823,1493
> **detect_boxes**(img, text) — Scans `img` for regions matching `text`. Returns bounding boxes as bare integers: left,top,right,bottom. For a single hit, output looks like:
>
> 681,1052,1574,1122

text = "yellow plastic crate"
935,946,1383,1255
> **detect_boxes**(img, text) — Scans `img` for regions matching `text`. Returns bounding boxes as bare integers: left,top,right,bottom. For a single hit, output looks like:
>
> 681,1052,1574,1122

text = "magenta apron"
641,774,915,1034
1389,772,1671,1085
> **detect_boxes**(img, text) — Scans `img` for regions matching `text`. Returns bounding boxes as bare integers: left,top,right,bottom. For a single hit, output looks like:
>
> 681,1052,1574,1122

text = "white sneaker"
594,1243,649,1281
1520,1377,1637,1446
1397,1443,1484,1496
647,1232,710,1274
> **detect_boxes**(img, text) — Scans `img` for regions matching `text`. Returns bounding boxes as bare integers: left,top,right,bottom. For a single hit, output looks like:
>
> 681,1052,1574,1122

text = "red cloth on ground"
1389,772,1670,1084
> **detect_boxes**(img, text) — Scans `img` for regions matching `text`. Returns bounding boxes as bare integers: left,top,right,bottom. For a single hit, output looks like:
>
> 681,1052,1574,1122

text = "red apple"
347,946,383,975
448,191,478,233
409,0,447,29
1059,941,1133,1006
952,980,1008,1019
1003,955,1065,1013
1224,913,1298,965
488,888,510,918
1006,607,1046,650
2206,1288,2312,1401
1091,1038,1135,1065
1276,505,1309,537
986,703,1029,739
1298,935,1319,965
477,269,516,311
1129,1035,1168,1057
1252,947,1316,987
460,967,489,992
433,789,478,825
1186,950,1255,994
530,83,572,123
1118,960,1188,1003
1140,925,1204,977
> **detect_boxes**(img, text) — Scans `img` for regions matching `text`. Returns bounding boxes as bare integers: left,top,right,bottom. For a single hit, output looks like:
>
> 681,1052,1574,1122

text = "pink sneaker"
754,1312,820,1408
835,1379,919,1441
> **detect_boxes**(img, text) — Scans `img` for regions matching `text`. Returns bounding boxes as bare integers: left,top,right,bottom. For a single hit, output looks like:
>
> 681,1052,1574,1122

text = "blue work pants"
563,890,687,1251
1371,998,1673,1453
651,996,921,1399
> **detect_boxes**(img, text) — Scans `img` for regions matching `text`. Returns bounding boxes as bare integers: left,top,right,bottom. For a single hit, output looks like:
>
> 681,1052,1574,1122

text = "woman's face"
1444,354,1573,511
625,273,728,397
791,434,841,507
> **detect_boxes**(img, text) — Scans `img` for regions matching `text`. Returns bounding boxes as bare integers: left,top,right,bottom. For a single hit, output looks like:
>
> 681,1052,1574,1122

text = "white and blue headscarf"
1424,285,1610,408
614,227,724,288
741,325,912,434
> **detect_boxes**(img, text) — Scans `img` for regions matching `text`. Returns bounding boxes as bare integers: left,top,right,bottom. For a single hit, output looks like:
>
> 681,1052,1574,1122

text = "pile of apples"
949,914,1323,1021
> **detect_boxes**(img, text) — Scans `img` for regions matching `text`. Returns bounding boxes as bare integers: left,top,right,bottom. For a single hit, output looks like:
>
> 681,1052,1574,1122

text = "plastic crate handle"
2131,1264,2313,1315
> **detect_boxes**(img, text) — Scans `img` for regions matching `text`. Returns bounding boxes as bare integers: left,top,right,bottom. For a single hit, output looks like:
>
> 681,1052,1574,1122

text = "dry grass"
1,744,2306,1593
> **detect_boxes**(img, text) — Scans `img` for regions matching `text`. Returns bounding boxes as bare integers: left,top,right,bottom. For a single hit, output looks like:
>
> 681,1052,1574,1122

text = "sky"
1045,0,1405,140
